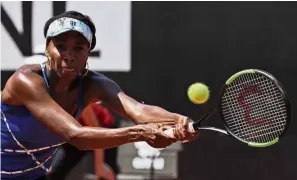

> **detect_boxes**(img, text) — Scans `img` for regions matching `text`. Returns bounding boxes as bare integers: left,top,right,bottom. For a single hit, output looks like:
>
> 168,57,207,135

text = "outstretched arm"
92,74,197,142
4,71,176,150
118,92,188,126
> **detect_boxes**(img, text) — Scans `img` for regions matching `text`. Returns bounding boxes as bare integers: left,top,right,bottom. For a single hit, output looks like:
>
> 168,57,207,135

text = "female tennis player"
1,11,198,180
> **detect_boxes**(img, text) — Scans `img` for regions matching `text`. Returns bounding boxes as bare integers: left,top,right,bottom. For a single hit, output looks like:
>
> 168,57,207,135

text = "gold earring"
80,62,89,77
45,51,51,70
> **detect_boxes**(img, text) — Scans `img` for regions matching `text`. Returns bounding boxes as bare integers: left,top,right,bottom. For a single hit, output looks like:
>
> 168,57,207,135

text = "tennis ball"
187,83,210,104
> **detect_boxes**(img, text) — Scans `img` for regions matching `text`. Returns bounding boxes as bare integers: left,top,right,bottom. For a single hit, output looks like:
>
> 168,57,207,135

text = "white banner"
1,1,131,71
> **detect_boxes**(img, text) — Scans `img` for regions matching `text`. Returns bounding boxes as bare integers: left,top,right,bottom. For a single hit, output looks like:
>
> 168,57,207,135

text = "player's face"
46,31,89,77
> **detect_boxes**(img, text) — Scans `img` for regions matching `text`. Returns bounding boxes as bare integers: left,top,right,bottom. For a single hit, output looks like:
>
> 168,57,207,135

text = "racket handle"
163,122,195,138
188,122,195,132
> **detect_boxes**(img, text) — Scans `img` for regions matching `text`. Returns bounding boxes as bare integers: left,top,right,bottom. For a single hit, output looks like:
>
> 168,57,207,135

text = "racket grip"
163,122,195,138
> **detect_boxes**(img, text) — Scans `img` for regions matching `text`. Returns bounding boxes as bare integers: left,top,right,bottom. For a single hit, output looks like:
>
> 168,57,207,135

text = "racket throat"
198,126,228,135
192,106,217,130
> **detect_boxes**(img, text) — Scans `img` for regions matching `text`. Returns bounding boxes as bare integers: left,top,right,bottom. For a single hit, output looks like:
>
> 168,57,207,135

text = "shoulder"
5,64,47,97
84,70,119,88
85,70,111,82
82,70,122,102
13,64,44,85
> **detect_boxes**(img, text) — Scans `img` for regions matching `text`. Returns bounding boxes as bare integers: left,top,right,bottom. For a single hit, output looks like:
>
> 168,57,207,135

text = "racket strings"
227,74,284,141
241,74,287,139
221,73,287,143
223,90,286,130
237,74,286,142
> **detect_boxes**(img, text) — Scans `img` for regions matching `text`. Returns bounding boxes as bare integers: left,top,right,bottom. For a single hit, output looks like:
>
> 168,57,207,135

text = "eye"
74,46,84,51
55,44,66,50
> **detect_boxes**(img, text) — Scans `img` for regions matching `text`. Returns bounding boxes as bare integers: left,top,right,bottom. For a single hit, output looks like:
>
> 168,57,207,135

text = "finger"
182,131,199,143
182,135,195,143
184,119,196,139
154,122,175,130
164,131,178,143
158,122,176,126
176,124,186,140
160,125,175,131
182,139,190,143
153,123,161,128
172,127,183,141
177,117,190,138
148,123,161,129
188,131,199,140
193,131,199,139
182,117,188,130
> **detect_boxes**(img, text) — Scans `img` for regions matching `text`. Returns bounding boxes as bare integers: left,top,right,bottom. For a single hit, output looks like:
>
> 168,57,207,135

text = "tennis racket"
166,69,291,148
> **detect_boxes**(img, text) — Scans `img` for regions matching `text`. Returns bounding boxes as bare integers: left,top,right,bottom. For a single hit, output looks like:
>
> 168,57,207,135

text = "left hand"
174,116,199,143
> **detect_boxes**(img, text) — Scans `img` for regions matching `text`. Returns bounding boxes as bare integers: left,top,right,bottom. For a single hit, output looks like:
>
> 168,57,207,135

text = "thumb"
160,125,175,131
162,129,177,142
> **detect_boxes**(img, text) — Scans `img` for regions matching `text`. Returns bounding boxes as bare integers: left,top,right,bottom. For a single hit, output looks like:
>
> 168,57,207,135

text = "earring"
80,62,89,77
45,51,51,70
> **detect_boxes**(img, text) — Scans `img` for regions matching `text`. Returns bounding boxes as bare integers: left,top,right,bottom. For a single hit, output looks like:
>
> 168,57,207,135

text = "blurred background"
1,1,297,180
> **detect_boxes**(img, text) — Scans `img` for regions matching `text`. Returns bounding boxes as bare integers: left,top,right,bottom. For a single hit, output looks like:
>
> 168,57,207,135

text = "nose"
62,50,75,63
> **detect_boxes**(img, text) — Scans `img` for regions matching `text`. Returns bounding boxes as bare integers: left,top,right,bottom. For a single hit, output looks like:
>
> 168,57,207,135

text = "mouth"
62,67,76,72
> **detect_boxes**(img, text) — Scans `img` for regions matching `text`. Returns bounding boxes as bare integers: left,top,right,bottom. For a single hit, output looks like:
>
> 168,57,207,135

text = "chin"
59,70,78,78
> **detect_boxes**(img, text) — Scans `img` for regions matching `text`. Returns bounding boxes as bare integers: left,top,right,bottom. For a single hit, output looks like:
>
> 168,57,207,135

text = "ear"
45,49,49,57
45,38,51,53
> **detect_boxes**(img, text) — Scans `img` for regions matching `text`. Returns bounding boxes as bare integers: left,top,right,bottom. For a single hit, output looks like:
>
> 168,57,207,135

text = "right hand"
142,123,177,148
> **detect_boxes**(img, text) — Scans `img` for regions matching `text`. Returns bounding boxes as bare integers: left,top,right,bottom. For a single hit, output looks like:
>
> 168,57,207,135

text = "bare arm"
93,74,197,142
118,92,185,125
5,71,175,150
95,75,188,125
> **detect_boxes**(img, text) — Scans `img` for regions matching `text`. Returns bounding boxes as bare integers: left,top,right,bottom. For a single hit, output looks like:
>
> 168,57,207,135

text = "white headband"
46,17,93,47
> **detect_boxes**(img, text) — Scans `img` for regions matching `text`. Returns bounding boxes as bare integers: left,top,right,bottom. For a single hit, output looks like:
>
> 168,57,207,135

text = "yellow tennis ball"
187,83,210,104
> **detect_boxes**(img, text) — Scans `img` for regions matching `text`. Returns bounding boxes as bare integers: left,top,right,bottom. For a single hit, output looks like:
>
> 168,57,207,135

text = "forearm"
133,104,183,124
68,125,146,150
